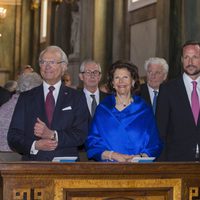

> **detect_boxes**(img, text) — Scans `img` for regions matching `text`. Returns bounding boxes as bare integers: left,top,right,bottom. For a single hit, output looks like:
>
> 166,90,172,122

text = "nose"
188,57,193,65
149,72,156,79
119,77,124,83
44,62,52,69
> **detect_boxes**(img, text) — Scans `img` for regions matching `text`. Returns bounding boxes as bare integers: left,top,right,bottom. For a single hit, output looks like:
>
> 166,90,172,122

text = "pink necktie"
191,81,200,125
45,86,55,126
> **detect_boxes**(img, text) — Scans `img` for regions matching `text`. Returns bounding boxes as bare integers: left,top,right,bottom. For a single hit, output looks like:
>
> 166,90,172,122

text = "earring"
132,81,135,87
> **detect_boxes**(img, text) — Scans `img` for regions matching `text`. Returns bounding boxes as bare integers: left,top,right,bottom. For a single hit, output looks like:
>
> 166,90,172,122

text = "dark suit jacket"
0,86,11,106
81,89,108,118
8,84,89,161
156,76,200,161
140,83,151,106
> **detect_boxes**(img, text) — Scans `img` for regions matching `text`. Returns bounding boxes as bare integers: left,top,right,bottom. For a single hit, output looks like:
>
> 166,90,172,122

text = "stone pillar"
93,0,107,71
93,0,113,82
112,0,125,62
156,0,170,61
182,0,200,41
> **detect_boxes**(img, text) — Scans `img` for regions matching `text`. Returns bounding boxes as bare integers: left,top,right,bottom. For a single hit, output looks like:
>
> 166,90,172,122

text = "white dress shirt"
183,73,200,105
83,88,100,115
30,81,61,155
147,85,159,105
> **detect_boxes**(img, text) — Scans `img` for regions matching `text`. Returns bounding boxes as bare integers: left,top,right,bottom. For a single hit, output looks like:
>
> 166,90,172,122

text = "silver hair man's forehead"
80,59,102,73
39,46,68,64
144,57,169,73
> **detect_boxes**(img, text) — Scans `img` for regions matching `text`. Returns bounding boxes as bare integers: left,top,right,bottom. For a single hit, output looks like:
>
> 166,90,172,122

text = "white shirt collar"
147,84,159,105
83,88,100,114
183,73,200,104
83,88,99,97
43,80,61,103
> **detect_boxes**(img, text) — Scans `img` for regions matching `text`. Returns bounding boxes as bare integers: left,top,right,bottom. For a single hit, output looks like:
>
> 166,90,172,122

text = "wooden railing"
0,162,200,200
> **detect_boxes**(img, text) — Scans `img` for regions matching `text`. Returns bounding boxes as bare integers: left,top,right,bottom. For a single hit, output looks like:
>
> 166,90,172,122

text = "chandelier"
0,7,7,19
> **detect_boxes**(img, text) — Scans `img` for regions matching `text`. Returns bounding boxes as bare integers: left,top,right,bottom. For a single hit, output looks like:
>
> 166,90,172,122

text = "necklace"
116,96,133,107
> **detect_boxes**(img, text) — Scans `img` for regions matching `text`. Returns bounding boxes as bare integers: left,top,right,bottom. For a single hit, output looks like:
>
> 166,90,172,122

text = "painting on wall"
128,0,156,12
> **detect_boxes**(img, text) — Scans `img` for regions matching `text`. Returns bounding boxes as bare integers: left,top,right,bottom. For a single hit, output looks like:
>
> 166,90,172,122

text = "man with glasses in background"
8,46,89,161
79,59,108,118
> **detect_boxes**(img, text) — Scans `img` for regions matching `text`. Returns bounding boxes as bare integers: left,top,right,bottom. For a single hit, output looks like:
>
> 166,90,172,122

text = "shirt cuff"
53,130,58,141
30,141,39,155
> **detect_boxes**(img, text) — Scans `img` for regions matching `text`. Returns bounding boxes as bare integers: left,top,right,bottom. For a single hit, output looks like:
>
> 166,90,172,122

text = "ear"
163,73,168,81
61,63,67,76
79,73,83,81
132,80,135,87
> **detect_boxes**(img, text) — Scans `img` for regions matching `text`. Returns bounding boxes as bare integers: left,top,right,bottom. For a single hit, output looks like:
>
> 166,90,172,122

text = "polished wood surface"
0,162,200,199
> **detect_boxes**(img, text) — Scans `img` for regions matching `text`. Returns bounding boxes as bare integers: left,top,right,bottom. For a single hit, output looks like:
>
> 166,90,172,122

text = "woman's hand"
102,151,133,162
112,152,133,162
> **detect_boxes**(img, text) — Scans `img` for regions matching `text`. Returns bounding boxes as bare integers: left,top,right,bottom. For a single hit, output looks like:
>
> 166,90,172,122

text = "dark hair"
181,40,200,56
107,60,140,94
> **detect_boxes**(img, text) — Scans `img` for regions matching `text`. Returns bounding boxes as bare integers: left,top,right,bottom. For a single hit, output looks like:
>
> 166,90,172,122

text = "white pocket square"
62,106,72,111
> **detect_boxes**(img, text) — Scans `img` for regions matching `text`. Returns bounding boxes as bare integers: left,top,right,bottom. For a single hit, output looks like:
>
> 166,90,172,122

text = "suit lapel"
144,84,151,105
35,85,48,124
51,84,70,127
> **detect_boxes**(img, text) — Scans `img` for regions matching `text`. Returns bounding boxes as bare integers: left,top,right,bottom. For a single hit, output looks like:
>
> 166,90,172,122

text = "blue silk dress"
85,94,163,161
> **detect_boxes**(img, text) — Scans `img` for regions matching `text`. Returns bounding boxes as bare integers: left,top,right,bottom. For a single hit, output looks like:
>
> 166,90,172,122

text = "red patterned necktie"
45,86,55,126
191,81,200,125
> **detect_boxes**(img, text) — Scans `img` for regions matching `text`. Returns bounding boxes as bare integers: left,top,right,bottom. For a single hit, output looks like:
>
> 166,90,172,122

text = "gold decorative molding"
13,188,43,200
189,187,199,200
54,178,182,200
0,0,21,5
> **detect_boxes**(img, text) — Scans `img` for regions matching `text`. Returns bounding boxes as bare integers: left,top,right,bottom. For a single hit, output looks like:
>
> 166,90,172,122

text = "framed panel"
128,0,156,12
54,178,181,200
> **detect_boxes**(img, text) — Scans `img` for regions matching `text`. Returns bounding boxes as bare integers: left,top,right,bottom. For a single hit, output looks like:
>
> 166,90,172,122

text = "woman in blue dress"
85,60,162,162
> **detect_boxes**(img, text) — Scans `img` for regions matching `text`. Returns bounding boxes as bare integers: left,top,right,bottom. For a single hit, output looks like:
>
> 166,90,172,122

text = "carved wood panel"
54,178,181,200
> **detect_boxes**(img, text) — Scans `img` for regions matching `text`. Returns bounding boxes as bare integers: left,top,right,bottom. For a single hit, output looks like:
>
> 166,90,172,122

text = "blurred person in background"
79,59,108,118
0,72,42,161
140,57,168,114
0,86,12,106
62,71,77,89
4,80,18,95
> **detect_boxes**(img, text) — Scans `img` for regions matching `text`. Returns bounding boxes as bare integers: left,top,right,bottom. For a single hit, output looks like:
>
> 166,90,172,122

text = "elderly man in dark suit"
8,46,89,161
79,59,107,118
156,40,200,161
140,57,168,113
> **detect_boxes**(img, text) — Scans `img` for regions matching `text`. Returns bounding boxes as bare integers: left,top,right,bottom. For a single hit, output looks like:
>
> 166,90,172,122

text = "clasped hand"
34,118,58,151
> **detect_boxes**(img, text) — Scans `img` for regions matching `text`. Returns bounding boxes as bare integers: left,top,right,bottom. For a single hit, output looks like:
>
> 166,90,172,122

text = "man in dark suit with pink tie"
8,46,89,161
156,40,200,161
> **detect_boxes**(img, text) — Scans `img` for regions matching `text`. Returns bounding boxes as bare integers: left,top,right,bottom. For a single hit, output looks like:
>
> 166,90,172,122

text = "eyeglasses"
147,71,164,76
82,70,101,76
39,60,65,66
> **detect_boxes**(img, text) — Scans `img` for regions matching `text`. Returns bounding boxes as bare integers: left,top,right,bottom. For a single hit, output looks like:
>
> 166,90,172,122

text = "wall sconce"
0,7,7,19
31,0,40,10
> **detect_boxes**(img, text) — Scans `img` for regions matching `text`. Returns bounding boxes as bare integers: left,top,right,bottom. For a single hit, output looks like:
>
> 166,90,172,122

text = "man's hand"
34,118,55,139
35,139,58,151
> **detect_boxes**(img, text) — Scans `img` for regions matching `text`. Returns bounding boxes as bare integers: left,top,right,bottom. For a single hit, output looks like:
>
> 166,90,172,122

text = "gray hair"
144,57,169,74
4,80,18,92
17,72,42,92
39,46,68,65
80,59,101,73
